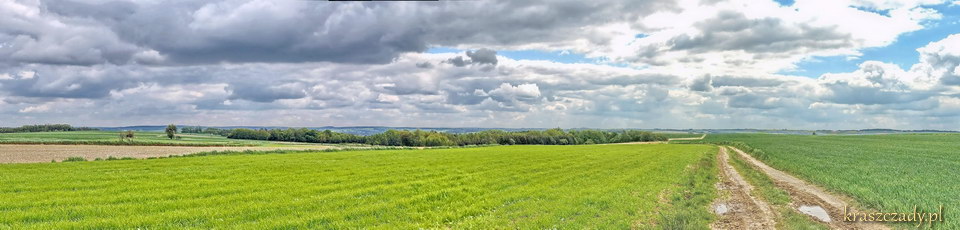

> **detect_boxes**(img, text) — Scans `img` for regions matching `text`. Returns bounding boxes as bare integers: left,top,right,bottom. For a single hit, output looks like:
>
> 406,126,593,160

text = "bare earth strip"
0,144,336,163
728,146,889,230
711,147,777,230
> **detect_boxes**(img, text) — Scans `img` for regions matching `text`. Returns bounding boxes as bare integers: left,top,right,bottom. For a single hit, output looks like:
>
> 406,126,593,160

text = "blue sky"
782,3,960,77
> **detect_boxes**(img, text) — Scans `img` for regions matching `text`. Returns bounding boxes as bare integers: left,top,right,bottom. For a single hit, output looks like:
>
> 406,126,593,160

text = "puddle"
798,205,831,222
714,203,729,215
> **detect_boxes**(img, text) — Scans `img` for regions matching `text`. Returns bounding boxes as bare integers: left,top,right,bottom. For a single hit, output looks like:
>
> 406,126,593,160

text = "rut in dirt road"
710,146,777,230
728,147,889,230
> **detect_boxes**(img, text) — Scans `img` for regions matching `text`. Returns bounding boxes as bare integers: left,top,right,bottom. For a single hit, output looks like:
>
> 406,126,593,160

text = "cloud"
488,83,541,103
1,0,960,130
227,82,307,103
818,61,933,105
0,0,680,66
465,49,498,65
445,56,468,67
687,75,713,92
443,48,499,68
913,34,960,85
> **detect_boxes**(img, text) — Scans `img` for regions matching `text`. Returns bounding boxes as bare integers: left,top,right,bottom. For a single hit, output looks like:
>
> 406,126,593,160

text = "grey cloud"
465,49,498,65
710,75,789,88
727,93,780,109
445,90,487,105
670,11,852,54
43,0,138,21
446,56,468,67
227,82,306,103
688,75,713,92
444,48,499,68
415,62,434,69
3,0,676,66
0,67,138,99
423,1,676,48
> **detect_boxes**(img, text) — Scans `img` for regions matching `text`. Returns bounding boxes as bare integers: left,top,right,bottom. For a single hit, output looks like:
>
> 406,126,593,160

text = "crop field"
687,133,960,228
0,144,716,229
655,132,703,139
0,131,326,147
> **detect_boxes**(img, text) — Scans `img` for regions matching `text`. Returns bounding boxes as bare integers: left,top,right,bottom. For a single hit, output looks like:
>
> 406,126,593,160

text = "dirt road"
728,147,889,230
711,147,777,230
0,144,336,163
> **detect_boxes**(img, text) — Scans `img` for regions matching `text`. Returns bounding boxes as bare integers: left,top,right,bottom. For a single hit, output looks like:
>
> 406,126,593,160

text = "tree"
165,124,177,139
119,130,135,141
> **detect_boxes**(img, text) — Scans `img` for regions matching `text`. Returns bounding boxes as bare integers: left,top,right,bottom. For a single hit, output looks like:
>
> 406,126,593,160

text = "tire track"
728,146,889,230
711,146,777,230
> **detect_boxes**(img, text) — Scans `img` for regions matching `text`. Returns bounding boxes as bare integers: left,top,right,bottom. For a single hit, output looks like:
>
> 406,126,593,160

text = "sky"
1,0,960,130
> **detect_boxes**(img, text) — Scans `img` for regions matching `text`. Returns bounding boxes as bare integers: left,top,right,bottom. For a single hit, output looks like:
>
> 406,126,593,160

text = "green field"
0,131,326,147
688,133,959,228
0,144,716,229
655,132,704,139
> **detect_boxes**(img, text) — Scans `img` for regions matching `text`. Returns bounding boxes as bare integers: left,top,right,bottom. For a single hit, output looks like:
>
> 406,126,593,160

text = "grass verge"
650,146,718,229
726,147,829,230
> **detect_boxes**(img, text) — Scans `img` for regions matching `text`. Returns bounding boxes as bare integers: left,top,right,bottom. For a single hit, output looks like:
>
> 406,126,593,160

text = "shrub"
63,157,87,162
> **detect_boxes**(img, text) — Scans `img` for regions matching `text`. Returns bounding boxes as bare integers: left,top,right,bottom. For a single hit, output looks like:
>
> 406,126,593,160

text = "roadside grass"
652,146,718,230
726,147,828,230
0,144,714,229
684,134,960,229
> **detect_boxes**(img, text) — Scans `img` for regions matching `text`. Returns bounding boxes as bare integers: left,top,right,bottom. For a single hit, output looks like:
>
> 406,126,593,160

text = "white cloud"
19,104,50,113
18,71,35,79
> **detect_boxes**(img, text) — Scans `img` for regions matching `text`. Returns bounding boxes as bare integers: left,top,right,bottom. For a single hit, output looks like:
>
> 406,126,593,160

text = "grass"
653,147,718,229
684,134,959,229
0,131,331,147
0,144,715,229
725,147,828,230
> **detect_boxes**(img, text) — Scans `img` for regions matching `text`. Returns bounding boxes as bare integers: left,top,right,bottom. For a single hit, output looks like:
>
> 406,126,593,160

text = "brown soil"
711,147,777,230
0,144,336,163
728,147,889,230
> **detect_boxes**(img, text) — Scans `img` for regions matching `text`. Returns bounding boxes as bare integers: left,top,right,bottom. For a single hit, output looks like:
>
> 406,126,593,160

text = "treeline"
219,127,666,147
181,126,232,136
0,124,98,133
225,128,364,143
